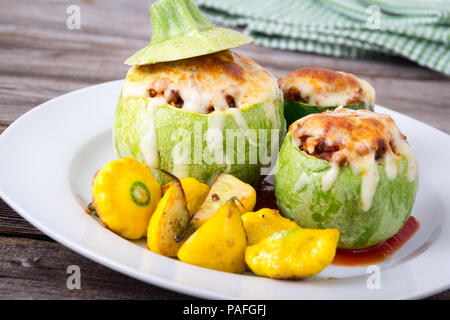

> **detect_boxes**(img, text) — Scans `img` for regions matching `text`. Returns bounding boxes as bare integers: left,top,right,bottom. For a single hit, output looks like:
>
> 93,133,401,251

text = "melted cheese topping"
122,50,278,114
139,98,161,168
278,67,375,107
290,108,417,211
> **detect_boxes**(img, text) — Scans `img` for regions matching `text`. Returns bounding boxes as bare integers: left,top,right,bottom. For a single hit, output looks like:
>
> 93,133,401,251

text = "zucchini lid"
125,0,253,66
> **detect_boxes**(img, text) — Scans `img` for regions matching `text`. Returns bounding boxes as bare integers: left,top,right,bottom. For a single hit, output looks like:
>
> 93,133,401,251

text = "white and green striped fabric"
196,0,450,75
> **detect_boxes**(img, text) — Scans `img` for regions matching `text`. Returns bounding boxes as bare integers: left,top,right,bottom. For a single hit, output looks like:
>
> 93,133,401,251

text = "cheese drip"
140,97,163,168
291,108,417,212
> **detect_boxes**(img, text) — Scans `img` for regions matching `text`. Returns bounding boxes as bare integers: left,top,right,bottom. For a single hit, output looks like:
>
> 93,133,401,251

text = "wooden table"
0,0,449,300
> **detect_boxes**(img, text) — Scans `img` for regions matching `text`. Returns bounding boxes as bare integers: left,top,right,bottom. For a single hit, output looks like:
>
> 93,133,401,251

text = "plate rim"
1,80,450,300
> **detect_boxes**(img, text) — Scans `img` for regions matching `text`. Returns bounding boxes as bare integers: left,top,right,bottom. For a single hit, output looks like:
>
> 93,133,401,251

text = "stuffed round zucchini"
114,50,285,185
279,67,375,127
274,108,418,249
114,0,285,185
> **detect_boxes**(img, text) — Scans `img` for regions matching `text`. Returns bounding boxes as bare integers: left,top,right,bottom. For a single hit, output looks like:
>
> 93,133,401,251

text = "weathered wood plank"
0,236,192,300
0,122,8,134
1,53,448,132
0,199,51,241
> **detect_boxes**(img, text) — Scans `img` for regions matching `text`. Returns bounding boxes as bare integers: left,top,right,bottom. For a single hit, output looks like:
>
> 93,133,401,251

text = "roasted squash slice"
192,174,256,227
147,178,191,257
241,208,300,245
161,177,210,216
245,228,339,279
178,198,247,273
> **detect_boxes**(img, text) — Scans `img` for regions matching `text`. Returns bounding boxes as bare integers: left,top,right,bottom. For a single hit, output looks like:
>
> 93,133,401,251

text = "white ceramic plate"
1,80,449,299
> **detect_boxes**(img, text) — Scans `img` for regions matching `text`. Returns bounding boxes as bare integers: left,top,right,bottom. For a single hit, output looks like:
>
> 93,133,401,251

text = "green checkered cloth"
196,0,450,75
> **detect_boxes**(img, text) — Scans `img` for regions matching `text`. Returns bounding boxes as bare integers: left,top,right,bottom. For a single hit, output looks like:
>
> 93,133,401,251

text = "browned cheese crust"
278,67,375,107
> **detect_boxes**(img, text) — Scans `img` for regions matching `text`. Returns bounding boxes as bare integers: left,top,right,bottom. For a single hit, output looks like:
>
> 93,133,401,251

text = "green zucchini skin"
114,93,286,185
274,133,418,249
284,101,374,127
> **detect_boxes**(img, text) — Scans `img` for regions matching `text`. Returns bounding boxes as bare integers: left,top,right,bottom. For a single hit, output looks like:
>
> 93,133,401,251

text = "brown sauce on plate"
332,216,420,266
